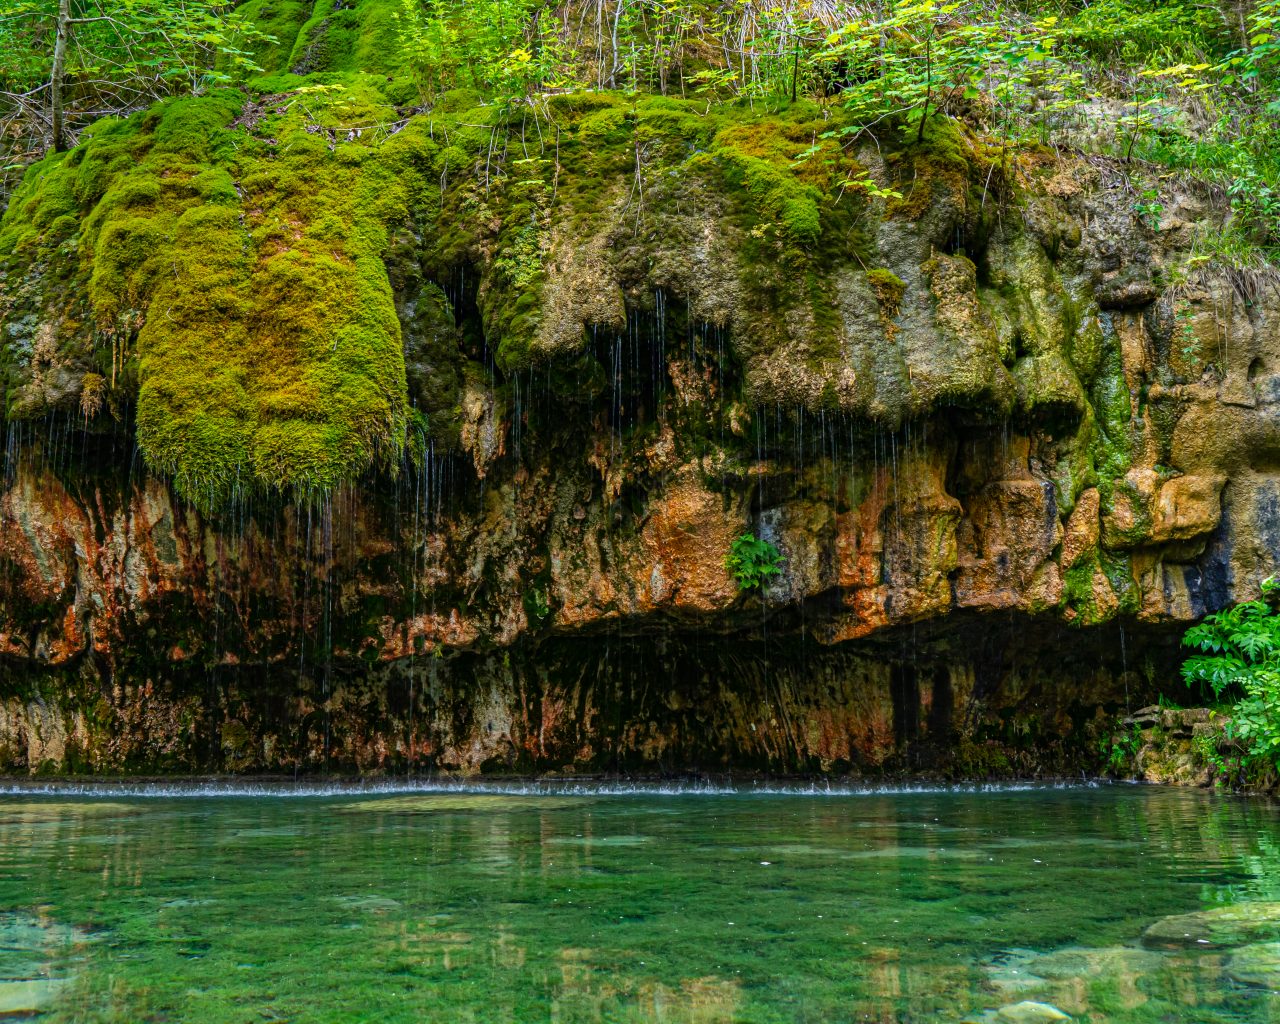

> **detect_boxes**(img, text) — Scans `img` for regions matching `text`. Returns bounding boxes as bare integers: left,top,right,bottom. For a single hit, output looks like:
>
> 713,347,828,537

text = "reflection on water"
0,784,1278,1022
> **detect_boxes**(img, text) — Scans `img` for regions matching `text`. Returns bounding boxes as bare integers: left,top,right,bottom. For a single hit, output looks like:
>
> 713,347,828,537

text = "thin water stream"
1,782,1278,1022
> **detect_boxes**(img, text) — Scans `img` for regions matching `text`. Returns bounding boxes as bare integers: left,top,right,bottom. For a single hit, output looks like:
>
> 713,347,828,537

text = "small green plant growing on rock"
866,268,906,315
1182,576,1280,776
1132,187,1164,229
726,533,785,591
1193,728,1232,784
1101,720,1143,773
837,169,903,203
522,586,551,625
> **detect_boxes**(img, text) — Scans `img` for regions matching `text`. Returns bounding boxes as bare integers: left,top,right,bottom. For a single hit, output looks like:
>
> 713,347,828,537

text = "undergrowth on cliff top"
5,1,1280,244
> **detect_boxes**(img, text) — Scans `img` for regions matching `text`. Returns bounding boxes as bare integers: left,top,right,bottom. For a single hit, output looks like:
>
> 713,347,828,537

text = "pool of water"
2,781,1279,1022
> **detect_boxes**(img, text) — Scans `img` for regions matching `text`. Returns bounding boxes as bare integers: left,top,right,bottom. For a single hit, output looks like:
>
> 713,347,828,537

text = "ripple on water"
333,794,593,813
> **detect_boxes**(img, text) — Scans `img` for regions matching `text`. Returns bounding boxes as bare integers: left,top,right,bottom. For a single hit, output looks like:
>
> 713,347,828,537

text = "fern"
1182,577,1280,775
726,533,785,591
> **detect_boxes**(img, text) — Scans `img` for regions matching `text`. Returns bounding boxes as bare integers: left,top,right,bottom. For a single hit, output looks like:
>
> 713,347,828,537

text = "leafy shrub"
1182,577,1280,773
725,533,785,591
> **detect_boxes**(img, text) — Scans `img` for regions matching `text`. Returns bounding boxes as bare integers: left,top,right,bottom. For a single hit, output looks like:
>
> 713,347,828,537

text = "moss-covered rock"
1,85,423,507
3,70,1137,510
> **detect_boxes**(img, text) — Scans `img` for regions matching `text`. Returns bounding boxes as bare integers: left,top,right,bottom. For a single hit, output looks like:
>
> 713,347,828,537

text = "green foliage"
1193,729,1232,784
726,532,785,591
522,586,550,624
1132,187,1164,230
1182,578,1280,774
0,0,270,93
0,0,272,179
826,2,1072,144
393,0,559,105
1100,721,1143,774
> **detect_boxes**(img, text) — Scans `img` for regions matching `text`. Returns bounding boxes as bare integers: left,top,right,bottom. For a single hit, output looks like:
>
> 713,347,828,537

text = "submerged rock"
0,977,70,1014
994,1001,1073,1023
1227,942,1280,989
996,1002,1073,1023
0,911,96,1016
1142,902,1280,950
1019,945,1165,980
328,895,404,914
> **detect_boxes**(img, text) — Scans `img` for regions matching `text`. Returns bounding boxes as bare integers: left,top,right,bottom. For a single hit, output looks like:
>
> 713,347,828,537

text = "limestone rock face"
1,106,1278,774
1114,705,1226,786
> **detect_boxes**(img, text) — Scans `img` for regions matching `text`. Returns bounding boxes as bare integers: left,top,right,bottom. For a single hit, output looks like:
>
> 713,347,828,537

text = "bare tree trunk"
51,0,71,152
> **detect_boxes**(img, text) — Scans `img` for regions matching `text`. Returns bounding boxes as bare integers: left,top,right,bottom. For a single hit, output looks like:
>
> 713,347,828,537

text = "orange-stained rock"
1061,489,1101,569
1151,474,1225,543
637,466,739,612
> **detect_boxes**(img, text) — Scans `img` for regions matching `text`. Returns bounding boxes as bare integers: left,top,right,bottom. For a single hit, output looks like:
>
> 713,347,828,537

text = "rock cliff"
1,85,1278,775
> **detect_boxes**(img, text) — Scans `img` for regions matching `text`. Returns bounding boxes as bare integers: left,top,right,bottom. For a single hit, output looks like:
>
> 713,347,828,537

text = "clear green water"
3,783,1280,1023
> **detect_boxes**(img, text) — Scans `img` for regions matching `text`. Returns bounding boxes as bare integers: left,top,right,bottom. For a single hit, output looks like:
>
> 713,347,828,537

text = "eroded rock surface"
1,93,1279,774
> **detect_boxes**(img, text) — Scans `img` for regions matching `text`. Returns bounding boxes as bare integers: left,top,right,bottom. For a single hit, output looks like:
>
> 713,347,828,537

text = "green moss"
403,283,465,450
4,80,893,493
230,0,314,73
867,268,905,314
1061,545,1140,624
2,88,415,508
884,118,979,221
1087,320,1137,499
578,106,630,143
709,113,838,251
286,0,401,77
1099,549,1141,615
4,37,1094,501
1011,350,1087,422
1068,304,1104,383
493,215,546,291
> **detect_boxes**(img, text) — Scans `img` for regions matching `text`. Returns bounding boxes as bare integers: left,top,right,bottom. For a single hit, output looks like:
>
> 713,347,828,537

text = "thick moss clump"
231,0,402,78
1,83,416,507
867,269,906,313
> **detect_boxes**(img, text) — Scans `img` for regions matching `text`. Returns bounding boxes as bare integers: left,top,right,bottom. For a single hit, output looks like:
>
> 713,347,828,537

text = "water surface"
3,782,1279,1022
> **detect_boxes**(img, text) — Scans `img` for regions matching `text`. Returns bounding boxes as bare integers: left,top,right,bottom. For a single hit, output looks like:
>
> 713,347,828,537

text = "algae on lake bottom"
0,785,1278,1023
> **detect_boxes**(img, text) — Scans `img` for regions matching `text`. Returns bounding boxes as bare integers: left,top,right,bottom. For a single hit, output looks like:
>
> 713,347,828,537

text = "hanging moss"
1,85,415,508
1088,321,1138,500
